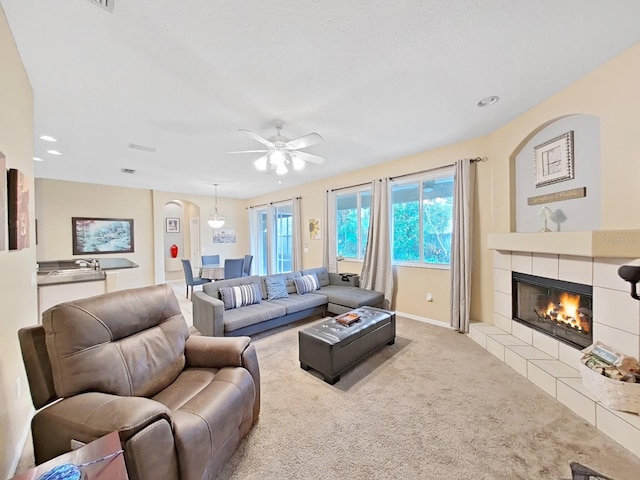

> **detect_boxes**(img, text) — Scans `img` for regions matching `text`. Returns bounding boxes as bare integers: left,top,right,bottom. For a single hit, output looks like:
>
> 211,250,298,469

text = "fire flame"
544,292,590,333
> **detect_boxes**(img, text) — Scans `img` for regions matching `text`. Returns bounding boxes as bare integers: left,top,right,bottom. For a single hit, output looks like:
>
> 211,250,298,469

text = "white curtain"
360,178,394,309
450,159,476,333
292,197,303,271
323,190,338,272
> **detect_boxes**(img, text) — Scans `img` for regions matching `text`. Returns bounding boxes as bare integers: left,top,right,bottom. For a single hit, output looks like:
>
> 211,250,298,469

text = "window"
336,188,371,260
273,203,292,273
391,170,454,266
250,202,293,275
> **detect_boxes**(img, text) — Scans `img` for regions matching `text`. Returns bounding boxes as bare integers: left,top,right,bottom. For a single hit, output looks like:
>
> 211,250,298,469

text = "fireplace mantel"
487,230,640,258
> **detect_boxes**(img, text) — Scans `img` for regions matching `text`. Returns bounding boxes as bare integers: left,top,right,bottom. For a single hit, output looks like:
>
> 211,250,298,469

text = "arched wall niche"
509,114,601,233
161,199,201,281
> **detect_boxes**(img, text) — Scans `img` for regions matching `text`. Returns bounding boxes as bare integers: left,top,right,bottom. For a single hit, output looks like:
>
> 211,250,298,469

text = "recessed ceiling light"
33,157,44,162
39,135,58,142
46,150,62,155
477,95,500,107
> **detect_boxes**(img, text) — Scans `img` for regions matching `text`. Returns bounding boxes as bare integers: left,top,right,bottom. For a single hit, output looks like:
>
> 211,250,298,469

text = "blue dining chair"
181,259,211,298
201,254,220,267
242,255,253,277
224,258,245,280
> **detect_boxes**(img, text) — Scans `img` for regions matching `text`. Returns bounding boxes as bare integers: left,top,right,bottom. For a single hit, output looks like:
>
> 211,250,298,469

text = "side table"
10,431,128,480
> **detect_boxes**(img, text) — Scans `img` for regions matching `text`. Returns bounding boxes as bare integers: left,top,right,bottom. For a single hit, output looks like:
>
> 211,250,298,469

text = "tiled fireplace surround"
470,240,640,458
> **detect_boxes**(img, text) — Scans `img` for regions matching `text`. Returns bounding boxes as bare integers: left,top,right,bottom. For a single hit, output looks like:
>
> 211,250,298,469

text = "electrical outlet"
426,293,433,302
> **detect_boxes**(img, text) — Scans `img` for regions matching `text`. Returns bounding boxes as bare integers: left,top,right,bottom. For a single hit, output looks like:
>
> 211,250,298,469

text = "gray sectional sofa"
192,267,384,337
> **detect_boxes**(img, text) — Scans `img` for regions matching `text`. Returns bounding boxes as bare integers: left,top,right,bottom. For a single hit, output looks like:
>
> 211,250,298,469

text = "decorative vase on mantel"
170,244,178,258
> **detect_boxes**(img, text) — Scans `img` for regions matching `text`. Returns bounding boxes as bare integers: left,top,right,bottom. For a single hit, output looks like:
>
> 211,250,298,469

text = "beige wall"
35,179,155,289
245,136,490,323
151,190,249,285
0,5,37,478
478,41,640,325
3,8,639,473
34,180,249,288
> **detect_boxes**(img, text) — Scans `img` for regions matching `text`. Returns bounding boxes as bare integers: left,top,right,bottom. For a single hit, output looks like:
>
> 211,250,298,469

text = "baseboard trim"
9,406,35,477
395,311,453,329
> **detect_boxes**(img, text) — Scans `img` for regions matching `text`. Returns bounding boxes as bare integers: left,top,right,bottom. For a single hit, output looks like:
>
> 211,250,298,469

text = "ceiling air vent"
85,0,115,13
121,168,136,174
128,142,157,153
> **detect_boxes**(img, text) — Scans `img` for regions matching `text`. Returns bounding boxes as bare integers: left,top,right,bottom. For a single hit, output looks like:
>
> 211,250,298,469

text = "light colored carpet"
216,316,640,480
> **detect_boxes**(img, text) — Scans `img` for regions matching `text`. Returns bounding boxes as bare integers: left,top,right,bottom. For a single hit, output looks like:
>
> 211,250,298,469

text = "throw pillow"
219,283,262,310
294,273,320,295
264,276,289,300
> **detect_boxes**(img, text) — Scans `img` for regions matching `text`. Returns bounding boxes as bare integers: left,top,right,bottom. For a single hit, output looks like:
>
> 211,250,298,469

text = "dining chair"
181,259,211,298
242,254,253,277
224,258,245,280
202,254,220,266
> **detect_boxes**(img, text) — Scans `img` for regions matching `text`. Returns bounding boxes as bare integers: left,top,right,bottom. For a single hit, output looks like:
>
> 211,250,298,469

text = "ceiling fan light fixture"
292,156,305,170
268,149,285,165
275,163,288,176
207,184,225,228
254,156,268,171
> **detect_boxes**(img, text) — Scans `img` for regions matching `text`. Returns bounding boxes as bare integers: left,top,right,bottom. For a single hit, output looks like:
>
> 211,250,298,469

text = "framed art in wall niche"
7,167,30,250
534,130,574,187
166,217,180,233
72,217,134,254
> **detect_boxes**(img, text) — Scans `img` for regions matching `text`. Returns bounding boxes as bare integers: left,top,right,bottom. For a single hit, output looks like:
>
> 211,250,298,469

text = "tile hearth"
472,248,640,458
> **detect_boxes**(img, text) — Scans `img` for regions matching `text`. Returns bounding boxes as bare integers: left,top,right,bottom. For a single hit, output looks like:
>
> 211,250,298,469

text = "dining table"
200,264,224,280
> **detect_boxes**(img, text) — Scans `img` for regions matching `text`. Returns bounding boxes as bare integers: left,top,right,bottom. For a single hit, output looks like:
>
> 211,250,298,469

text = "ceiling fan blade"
227,149,269,154
291,150,325,165
239,129,275,148
285,132,323,150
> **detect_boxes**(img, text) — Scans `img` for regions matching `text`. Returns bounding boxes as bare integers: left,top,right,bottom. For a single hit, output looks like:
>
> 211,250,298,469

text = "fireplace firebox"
512,272,593,350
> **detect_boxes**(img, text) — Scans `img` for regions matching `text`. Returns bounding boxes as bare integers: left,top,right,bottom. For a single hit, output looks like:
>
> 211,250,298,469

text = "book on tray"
336,312,360,325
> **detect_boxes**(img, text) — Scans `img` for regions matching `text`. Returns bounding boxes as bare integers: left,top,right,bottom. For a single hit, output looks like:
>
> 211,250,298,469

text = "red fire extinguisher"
170,244,178,258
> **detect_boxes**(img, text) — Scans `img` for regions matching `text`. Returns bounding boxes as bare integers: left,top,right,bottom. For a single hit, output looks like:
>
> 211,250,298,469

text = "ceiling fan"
229,120,325,175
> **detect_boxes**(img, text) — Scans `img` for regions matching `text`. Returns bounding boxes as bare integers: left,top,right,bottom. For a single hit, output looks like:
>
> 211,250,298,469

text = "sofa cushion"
220,283,262,310
268,292,327,314
318,285,384,309
224,301,287,333
294,274,320,295
301,267,330,287
264,276,289,300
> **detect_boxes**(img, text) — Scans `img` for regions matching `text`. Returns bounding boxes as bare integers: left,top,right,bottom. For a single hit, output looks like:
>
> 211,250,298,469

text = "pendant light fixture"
207,184,225,228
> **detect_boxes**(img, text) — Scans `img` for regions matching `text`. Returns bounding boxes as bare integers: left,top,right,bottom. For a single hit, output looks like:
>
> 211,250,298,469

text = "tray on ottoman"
298,306,395,384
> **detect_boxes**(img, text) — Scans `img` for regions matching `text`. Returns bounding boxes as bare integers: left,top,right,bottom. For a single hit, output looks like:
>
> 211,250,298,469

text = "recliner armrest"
31,392,173,463
185,335,251,368
328,272,360,287
185,335,261,422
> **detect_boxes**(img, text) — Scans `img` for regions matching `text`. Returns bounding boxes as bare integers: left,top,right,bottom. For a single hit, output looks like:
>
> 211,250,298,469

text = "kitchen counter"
36,258,140,322
37,258,139,286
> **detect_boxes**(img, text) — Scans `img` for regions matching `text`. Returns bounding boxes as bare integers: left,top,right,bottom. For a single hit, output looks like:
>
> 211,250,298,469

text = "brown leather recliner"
18,284,260,480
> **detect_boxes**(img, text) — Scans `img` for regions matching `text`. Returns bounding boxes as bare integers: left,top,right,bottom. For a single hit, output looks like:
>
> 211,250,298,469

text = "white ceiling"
2,0,640,199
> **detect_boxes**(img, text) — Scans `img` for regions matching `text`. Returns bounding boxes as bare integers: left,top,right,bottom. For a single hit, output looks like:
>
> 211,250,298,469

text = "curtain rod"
390,156,487,182
247,196,301,210
328,181,372,193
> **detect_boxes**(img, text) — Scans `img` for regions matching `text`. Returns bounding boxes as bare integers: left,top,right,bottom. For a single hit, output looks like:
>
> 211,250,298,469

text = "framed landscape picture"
534,130,574,187
72,217,134,255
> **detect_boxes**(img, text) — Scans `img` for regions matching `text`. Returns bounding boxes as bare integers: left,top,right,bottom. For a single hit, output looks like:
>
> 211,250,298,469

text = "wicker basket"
579,362,640,414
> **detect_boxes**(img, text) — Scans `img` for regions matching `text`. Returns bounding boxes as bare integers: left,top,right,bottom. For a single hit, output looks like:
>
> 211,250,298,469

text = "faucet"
76,258,100,270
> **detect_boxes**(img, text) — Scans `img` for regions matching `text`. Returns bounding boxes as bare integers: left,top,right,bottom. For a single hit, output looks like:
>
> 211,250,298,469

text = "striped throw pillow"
294,274,320,295
219,283,262,310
